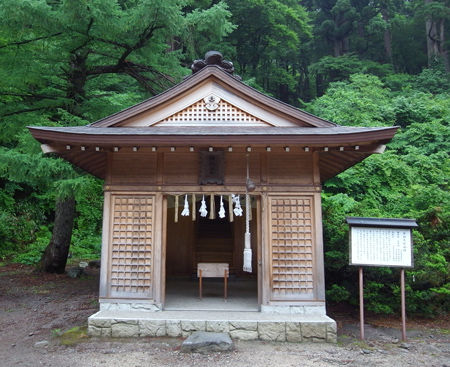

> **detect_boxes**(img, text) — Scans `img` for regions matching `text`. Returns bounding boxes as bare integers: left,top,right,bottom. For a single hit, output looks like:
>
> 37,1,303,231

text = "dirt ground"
1,263,449,367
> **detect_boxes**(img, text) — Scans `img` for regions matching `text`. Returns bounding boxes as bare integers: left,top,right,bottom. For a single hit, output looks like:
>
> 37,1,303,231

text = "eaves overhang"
28,126,398,146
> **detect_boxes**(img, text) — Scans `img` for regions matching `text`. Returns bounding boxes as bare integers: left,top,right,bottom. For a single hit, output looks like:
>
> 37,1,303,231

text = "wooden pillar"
153,192,164,306
99,190,111,298
261,193,270,306
312,151,325,301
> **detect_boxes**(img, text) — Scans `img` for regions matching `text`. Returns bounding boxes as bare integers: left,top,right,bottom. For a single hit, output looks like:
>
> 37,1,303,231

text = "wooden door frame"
160,193,263,310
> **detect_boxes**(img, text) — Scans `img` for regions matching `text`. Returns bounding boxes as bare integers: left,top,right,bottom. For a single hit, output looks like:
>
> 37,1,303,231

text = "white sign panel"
350,227,413,267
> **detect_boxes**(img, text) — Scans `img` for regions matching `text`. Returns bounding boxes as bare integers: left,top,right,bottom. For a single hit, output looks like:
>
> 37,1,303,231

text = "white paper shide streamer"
243,193,252,273
199,195,208,217
232,194,243,216
181,194,190,216
218,195,226,218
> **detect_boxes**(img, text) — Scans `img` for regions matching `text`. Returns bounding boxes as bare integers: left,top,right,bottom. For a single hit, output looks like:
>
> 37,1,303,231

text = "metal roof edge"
346,216,418,228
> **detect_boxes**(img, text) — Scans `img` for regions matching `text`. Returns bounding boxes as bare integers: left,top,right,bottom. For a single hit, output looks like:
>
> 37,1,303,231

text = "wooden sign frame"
347,217,417,268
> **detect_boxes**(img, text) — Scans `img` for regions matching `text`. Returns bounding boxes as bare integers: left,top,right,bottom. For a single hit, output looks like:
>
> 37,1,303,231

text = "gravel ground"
1,264,449,367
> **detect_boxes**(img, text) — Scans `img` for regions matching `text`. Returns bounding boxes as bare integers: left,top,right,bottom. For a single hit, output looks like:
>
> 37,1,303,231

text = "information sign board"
350,226,413,267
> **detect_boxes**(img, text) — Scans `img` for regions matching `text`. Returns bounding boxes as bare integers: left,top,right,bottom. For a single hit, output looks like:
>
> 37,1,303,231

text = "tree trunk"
424,0,439,66
39,196,76,273
439,19,449,71
381,8,393,64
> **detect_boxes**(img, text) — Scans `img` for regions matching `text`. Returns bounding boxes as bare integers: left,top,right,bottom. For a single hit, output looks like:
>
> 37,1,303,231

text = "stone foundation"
260,304,327,315
99,302,161,312
88,310,337,343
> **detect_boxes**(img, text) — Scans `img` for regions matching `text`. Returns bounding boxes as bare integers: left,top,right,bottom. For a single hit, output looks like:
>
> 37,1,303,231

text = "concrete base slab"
88,310,337,343
181,331,233,353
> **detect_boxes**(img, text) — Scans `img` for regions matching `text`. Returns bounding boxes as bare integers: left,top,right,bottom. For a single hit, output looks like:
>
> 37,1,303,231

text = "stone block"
111,320,139,337
181,332,233,353
131,303,161,312
229,321,257,331
139,320,166,337
100,327,112,337
88,325,102,337
286,322,302,343
258,322,286,342
89,318,111,328
206,321,230,333
326,322,337,343
301,322,326,341
181,320,206,337
166,321,182,337
229,329,258,340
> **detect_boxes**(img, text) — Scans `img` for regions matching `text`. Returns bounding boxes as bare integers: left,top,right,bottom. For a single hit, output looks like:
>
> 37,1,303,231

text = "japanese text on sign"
350,227,412,267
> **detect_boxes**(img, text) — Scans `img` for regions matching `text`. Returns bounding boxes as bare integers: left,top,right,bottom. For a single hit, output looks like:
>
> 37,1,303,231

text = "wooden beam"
40,144,59,154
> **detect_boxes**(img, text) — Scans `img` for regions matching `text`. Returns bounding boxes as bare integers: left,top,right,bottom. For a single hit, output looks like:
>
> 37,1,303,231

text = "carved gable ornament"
204,94,220,111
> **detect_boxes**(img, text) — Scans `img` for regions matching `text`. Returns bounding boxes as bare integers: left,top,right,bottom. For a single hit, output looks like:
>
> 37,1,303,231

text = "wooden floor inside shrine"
164,277,258,311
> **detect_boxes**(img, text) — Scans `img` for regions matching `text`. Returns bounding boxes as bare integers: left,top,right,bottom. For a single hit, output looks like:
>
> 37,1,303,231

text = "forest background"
0,0,448,317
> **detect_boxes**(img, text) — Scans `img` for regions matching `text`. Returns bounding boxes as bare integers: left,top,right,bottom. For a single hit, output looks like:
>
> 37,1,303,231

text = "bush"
13,226,51,265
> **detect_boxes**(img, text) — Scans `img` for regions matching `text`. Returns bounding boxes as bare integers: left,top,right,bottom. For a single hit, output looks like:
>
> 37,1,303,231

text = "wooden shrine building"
29,52,397,342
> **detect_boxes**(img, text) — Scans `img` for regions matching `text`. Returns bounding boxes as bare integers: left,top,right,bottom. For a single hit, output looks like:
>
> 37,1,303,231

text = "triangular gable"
90,66,336,128
154,95,272,127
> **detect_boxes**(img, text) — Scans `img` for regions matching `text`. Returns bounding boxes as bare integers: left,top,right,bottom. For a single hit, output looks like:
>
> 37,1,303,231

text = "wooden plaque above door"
199,151,224,185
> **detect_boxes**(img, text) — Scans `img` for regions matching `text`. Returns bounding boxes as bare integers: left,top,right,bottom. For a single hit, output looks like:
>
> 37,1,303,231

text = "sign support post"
401,268,406,341
359,266,365,340
346,217,417,342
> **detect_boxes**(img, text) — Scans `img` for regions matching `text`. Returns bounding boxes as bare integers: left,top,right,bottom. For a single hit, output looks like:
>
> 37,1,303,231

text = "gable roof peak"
90,58,336,129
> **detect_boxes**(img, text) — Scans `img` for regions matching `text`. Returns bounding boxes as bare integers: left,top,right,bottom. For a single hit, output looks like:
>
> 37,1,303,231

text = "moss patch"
59,326,89,346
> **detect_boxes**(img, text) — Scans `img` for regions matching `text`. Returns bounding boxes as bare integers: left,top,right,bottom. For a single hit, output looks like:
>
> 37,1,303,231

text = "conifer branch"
0,32,63,49
1,106,50,117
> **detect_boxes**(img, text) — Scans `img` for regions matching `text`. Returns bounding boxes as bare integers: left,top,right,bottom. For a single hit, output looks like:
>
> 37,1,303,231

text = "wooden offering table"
197,263,229,300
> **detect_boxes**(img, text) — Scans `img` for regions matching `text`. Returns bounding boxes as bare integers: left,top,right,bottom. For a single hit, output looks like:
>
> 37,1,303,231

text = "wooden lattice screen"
269,196,314,299
109,195,154,298
156,99,268,126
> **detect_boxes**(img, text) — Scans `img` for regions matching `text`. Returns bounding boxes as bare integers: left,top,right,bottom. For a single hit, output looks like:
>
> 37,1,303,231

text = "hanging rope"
228,194,234,222
174,195,179,223
209,194,216,219
191,194,196,221
243,154,252,273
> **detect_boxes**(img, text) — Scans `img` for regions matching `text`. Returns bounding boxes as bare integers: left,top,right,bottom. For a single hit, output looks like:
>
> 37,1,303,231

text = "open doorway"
164,194,259,311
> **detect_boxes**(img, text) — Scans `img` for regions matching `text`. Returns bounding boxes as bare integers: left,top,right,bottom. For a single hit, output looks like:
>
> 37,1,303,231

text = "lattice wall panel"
270,197,314,297
156,99,270,126
110,195,154,297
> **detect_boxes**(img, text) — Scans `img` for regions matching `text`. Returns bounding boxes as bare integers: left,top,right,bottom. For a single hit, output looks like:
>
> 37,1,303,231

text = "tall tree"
0,0,234,273
227,0,312,104
421,0,450,71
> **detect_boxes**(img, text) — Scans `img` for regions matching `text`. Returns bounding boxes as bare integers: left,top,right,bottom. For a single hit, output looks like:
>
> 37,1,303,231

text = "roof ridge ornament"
191,51,241,79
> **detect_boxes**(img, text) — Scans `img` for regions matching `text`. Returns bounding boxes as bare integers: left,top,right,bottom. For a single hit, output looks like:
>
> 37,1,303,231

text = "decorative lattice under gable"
155,97,270,126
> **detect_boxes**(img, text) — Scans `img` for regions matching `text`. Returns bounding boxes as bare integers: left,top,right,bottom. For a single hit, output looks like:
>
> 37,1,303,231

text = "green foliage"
13,226,51,265
308,73,395,126
309,55,393,97
326,284,351,303
311,72,449,316
227,0,312,104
